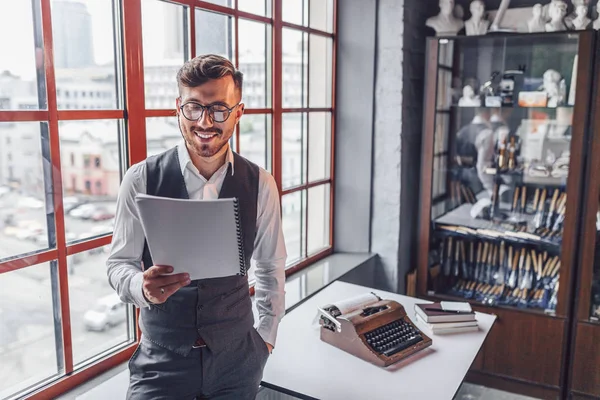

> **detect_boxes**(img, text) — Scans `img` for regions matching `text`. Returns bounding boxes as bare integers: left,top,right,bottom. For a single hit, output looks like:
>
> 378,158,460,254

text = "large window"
0,0,335,398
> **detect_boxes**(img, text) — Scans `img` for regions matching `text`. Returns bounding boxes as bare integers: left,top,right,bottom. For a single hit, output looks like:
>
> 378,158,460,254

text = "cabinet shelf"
433,203,562,250
425,291,559,318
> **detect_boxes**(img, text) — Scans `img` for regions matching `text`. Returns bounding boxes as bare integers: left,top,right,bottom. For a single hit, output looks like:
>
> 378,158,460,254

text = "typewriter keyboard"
364,319,423,357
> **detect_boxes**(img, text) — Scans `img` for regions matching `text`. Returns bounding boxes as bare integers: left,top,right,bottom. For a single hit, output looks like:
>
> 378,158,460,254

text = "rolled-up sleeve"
106,162,150,309
253,171,287,348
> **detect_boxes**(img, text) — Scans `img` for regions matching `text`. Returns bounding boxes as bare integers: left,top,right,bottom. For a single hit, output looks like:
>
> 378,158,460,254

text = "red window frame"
0,0,336,398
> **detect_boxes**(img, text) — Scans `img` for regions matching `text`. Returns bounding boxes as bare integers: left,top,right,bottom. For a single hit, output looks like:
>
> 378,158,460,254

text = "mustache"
194,127,222,135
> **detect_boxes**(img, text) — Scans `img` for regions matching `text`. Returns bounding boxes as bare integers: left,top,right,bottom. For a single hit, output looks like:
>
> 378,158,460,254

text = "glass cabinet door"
427,33,582,313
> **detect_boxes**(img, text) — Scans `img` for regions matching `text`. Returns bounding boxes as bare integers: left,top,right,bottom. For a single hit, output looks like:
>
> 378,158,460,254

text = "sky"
0,0,311,81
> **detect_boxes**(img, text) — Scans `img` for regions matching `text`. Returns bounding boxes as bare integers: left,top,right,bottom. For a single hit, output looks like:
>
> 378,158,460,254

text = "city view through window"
0,0,334,398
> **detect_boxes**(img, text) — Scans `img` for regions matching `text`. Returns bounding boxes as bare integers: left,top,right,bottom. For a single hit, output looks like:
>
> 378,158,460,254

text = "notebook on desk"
134,193,247,280
414,302,476,323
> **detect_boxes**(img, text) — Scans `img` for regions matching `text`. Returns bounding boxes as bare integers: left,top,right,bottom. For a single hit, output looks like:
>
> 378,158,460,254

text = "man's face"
176,75,243,158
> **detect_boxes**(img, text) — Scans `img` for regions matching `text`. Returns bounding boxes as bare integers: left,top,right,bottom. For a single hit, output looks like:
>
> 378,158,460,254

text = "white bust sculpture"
458,85,481,106
565,0,590,28
572,5,591,30
426,0,465,36
528,4,546,33
543,69,562,107
545,0,568,32
465,0,490,36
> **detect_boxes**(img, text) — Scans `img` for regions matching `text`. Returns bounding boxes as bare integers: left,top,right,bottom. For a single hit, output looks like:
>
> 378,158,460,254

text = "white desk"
261,281,496,400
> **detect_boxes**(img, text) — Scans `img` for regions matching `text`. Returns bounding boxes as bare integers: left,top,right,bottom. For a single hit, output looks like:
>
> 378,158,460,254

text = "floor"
453,383,540,400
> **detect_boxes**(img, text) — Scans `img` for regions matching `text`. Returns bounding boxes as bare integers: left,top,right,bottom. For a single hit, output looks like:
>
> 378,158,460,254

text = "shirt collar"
176,140,235,176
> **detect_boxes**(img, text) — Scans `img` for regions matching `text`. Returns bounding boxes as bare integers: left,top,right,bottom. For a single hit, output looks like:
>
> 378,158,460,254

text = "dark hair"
176,54,243,96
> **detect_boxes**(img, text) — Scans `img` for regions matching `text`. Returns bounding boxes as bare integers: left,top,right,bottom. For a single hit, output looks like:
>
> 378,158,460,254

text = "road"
0,191,303,398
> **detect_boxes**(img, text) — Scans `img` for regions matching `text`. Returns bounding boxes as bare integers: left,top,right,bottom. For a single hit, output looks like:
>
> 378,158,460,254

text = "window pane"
146,117,182,157
282,29,307,108
240,114,270,171
309,0,334,33
0,1,45,110
52,0,118,110
309,34,332,108
195,10,235,61
282,191,304,264
307,184,330,255
238,0,271,17
69,245,134,366
203,0,233,7
282,113,306,189
59,120,121,241
0,122,52,260
0,262,59,399
308,112,331,182
142,0,186,110
283,0,306,26
239,19,271,108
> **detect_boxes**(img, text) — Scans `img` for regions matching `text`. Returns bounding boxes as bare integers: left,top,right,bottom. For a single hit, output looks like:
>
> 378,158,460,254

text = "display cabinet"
417,31,596,398
569,55,600,400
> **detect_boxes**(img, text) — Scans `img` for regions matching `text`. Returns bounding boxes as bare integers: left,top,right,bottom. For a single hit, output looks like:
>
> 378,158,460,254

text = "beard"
178,118,232,158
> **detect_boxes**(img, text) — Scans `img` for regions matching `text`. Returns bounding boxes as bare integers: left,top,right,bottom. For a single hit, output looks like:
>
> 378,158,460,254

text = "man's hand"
142,265,191,304
266,342,273,354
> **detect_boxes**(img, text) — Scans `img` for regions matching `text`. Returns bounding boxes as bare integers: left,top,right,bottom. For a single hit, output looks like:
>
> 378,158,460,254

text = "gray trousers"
127,329,270,399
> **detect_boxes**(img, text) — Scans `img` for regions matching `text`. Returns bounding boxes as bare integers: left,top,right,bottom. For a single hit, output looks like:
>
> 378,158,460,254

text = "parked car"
69,203,97,219
83,294,127,332
90,207,114,221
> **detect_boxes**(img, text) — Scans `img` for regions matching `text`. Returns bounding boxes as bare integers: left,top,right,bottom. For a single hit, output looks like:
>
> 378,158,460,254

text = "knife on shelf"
489,243,498,284
512,187,520,213
460,241,468,279
453,239,461,277
444,237,453,276
508,247,519,288
531,188,540,214
546,189,560,229
520,186,527,215
469,241,475,280
497,241,506,284
552,193,567,232
533,188,547,229
522,252,533,289
550,258,561,279
479,242,489,282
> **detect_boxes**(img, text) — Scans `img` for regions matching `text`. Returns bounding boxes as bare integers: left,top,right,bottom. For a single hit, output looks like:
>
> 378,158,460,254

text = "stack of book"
414,302,478,335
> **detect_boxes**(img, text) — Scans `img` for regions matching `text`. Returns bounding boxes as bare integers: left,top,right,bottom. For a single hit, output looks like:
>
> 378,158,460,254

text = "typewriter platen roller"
319,299,432,367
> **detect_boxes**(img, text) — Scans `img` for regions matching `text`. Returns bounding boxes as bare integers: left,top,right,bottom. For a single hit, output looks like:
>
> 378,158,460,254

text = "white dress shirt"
107,141,287,346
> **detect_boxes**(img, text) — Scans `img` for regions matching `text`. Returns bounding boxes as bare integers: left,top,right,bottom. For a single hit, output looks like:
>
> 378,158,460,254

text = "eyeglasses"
179,101,240,123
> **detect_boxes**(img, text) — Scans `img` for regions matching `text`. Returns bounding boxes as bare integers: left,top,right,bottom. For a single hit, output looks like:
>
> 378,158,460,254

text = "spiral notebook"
134,193,246,280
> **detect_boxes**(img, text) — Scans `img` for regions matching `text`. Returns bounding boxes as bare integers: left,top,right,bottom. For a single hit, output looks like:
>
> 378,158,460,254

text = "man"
107,54,286,399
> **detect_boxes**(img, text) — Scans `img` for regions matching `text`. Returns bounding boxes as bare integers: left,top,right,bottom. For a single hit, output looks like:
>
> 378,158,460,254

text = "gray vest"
139,146,260,356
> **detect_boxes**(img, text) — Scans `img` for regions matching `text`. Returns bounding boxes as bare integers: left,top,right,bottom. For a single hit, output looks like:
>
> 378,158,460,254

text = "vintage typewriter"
318,293,432,367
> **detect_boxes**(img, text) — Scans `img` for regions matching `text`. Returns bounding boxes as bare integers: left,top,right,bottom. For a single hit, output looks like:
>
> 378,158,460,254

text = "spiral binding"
233,198,247,276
